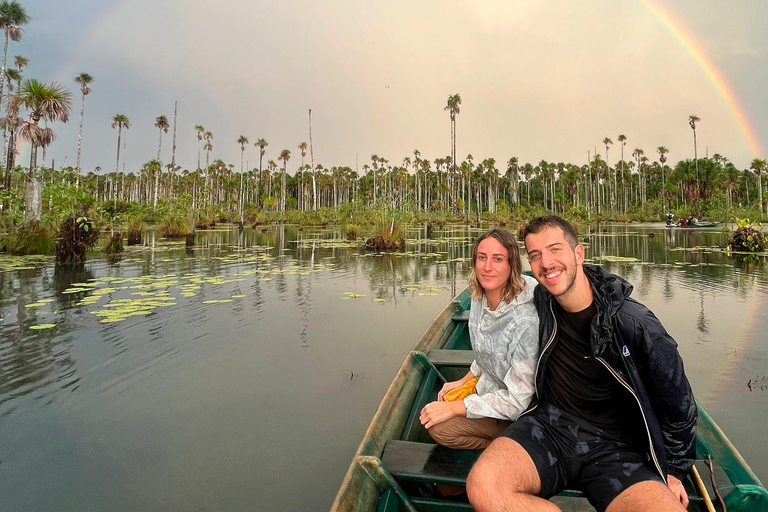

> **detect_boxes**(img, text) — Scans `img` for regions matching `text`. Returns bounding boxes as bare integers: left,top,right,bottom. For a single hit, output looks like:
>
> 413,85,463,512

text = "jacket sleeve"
633,312,698,479
464,316,539,421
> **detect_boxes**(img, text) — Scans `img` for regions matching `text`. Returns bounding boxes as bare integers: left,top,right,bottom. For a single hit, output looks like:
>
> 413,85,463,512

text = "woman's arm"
437,369,476,401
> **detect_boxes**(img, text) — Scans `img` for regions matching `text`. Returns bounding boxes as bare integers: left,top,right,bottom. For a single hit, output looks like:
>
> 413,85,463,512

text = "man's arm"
634,311,698,480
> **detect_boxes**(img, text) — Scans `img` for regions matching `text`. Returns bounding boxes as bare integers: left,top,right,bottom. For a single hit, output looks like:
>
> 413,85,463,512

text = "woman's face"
475,237,512,296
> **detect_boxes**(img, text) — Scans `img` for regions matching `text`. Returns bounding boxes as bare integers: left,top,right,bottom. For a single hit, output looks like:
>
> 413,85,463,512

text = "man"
466,216,697,512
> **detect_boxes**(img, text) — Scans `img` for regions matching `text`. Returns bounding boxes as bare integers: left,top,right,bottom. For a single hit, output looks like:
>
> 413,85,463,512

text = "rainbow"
641,0,762,159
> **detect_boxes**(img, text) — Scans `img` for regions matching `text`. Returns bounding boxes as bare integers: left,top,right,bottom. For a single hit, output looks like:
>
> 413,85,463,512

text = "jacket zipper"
595,356,666,483
521,300,558,418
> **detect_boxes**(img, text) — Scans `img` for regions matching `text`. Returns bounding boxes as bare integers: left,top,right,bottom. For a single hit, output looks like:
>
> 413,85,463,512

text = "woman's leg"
428,416,512,450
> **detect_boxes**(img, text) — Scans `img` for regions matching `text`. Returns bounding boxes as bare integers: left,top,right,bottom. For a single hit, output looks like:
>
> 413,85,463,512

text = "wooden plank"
428,349,475,367
451,310,470,322
383,440,480,486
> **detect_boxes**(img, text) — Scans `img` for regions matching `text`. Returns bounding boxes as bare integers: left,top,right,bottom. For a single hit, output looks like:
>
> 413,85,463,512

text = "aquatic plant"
727,218,765,253
56,215,99,264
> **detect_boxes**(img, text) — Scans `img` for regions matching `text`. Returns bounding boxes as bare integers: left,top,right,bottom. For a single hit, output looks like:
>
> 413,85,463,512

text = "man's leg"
605,481,686,512
466,437,562,512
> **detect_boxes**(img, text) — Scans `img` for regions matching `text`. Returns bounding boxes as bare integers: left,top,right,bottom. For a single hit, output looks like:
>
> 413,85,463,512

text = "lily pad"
30,323,56,330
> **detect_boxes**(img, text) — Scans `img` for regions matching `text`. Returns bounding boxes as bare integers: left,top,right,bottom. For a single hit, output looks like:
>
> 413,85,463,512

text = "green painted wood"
410,497,474,510
402,368,438,442
451,310,470,322
383,440,479,486
428,349,475,367
442,322,468,350
376,488,399,512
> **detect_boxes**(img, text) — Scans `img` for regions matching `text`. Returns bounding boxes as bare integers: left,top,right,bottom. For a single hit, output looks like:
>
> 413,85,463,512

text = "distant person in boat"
419,228,539,450
467,215,697,512
666,212,675,227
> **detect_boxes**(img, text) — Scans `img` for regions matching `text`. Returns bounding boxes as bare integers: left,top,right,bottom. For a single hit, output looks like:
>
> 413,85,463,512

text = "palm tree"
13,53,25,72
73,72,93,174
750,158,767,215
237,135,248,224
444,94,461,179
689,115,700,195
15,79,72,221
657,146,669,210
194,125,205,170
603,137,613,209
255,138,267,208
298,142,307,210
3,65,18,91
204,131,213,167
279,149,290,213
155,115,169,161
0,1,29,117
111,114,130,174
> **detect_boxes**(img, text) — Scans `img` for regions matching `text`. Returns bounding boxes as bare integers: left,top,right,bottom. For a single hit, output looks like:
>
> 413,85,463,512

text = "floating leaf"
30,323,56,330
373,298,385,302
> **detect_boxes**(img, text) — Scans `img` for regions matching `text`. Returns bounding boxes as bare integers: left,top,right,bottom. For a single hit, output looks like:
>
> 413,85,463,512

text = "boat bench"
427,349,475,367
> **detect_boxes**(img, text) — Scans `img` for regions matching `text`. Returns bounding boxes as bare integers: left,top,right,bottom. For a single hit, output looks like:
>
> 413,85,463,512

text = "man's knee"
467,437,541,503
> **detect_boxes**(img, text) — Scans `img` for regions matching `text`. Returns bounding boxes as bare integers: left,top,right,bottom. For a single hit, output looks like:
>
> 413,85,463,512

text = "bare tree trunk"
76,92,86,173
171,101,178,172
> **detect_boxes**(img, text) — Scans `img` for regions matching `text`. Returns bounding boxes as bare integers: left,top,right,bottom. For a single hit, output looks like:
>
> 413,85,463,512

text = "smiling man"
466,215,697,512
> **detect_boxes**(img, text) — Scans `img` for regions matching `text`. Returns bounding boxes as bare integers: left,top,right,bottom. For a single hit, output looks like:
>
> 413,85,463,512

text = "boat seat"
382,440,585,497
427,349,475,367
451,310,470,322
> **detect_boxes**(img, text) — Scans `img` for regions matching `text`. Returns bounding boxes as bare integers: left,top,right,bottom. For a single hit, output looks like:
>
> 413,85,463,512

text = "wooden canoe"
667,221,722,228
331,288,768,511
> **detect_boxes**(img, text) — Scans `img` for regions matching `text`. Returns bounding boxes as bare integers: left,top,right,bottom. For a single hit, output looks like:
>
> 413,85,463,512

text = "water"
0,223,766,511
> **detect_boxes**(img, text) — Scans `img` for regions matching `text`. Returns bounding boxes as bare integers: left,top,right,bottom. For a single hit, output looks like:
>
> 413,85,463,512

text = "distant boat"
331,287,768,512
668,221,722,229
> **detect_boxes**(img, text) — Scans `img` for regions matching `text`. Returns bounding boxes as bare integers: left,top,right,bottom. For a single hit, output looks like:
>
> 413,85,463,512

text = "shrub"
728,219,765,253
103,232,124,254
56,216,100,264
0,221,55,255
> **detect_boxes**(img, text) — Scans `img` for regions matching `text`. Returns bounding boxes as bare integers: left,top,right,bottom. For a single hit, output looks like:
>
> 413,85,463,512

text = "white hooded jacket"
464,274,540,421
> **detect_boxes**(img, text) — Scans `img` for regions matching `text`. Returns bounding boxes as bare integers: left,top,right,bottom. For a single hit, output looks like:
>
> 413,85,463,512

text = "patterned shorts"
502,402,664,512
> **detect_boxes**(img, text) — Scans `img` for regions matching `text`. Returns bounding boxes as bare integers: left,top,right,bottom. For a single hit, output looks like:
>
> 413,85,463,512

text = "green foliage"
157,195,192,239
56,215,99,264
728,219,765,253
0,221,55,255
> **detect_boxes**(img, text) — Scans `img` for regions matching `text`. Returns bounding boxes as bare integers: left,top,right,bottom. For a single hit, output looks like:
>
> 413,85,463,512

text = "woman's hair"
468,228,525,302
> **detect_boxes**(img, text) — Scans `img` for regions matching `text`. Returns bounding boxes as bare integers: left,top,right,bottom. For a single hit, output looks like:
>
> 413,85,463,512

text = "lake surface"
1,223,766,512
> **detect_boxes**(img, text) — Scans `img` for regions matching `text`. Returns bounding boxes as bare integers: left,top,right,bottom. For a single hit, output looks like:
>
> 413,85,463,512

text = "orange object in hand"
443,377,479,402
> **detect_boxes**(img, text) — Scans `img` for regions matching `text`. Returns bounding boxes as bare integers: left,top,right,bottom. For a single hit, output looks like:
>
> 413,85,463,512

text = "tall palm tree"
237,135,248,224
657,146,669,210
603,137,613,209
15,79,72,221
750,158,767,215
13,53,25,72
111,114,130,174
74,72,93,174
204,131,213,167
0,1,29,117
194,124,205,170
444,94,461,179
298,142,307,210
279,149,290,213
255,138,267,208
688,114,700,195
155,115,169,161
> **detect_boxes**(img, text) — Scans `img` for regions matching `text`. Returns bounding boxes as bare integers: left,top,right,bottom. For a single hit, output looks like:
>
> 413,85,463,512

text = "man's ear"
575,244,585,265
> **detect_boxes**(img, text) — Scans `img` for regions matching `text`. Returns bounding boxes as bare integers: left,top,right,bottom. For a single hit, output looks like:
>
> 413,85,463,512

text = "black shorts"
502,402,664,512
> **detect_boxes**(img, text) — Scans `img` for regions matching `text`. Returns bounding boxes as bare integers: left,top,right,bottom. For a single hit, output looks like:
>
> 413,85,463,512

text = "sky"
15,0,768,175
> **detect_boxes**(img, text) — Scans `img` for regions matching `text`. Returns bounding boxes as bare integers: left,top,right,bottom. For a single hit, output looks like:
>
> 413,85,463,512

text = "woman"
419,228,539,450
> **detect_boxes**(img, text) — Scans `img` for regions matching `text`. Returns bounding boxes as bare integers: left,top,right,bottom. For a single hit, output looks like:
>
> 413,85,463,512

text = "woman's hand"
437,380,465,401
419,400,466,429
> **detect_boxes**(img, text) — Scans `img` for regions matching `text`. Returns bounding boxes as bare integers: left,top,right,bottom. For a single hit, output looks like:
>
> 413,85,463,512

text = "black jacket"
529,264,697,481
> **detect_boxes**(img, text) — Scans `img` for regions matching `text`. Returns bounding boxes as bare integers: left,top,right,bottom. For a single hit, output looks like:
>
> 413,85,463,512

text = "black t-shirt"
541,300,643,443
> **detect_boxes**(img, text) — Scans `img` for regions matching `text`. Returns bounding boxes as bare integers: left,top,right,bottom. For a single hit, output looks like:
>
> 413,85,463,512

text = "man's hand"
419,400,466,429
666,474,688,509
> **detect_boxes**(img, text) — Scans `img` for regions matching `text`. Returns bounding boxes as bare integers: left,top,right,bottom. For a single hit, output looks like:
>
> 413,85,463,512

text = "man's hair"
522,215,579,248
468,228,525,302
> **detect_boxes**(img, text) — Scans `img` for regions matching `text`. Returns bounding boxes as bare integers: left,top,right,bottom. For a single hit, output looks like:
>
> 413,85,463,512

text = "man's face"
524,226,584,299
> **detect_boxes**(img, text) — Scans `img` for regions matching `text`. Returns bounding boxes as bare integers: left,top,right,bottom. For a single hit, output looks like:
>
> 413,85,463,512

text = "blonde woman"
420,228,539,450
